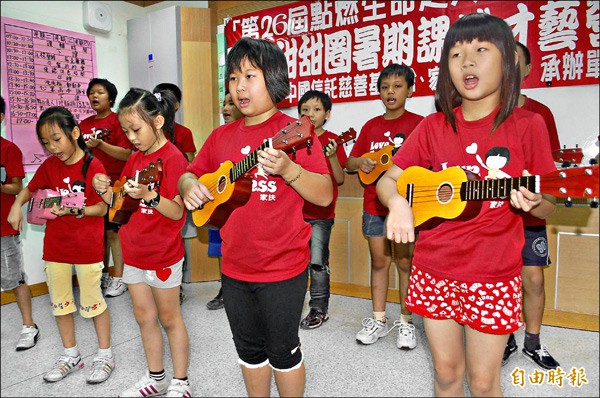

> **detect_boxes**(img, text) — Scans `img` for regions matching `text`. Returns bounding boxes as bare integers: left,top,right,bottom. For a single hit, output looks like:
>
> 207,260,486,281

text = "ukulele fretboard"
231,139,272,181
461,176,539,201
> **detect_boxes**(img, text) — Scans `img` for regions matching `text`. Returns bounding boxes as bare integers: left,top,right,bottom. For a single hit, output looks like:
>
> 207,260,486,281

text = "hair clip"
154,92,162,102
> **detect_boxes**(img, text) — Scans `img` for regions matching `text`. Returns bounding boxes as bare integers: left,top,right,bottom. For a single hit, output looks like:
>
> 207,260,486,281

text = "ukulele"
93,128,111,140
396,165,599,228
553,145,583,167
192,116,314,229
108,160,163,224
322,128,357,155
27,190,85,225
358,145,395,185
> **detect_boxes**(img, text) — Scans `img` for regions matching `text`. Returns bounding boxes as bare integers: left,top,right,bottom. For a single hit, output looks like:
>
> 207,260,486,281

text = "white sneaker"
105,277,128,297
16,324,39,351
394,321,417,350
43,355,84,382
166,379,192,397
119,371,169,397
86,354,115,384
356,317,389,345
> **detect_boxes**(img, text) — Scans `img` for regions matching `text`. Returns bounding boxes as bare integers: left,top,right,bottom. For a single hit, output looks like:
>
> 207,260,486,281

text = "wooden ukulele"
192,116,314,229
108,160,163,224
323,128,357,155
27,190,85,225
93,128,111,140
358,144,395,185
396,165,599,228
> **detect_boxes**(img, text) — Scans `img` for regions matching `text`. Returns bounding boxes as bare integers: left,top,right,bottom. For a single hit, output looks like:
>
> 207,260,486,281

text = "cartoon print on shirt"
369,131,406,152
482,147,511,180
56,176,86,196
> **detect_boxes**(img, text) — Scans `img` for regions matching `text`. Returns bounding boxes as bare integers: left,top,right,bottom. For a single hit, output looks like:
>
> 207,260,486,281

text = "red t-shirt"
118,142,188,270
350,111,424,216
167,123,197,157
521,96,560,227
392,106,556,283
27,155,106,263
187,111,330,283
1,137,25,237
79,112,134,181
303,130,348,220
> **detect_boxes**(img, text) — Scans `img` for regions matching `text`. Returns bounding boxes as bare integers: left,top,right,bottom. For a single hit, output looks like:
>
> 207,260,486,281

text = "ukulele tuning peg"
306,140,312,149
291,147,297,155
561,161,571,168
564,198,573,207
590,199,599,208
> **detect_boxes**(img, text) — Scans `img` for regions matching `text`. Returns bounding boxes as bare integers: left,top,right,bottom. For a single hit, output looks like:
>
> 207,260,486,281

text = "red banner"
225,0,600,108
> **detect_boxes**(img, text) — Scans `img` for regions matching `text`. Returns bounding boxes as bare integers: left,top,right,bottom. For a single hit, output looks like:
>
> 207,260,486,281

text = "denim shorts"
522,226,551,266
1,235,25,290
222,267,308,371
362,211,386,237
122,258,184,289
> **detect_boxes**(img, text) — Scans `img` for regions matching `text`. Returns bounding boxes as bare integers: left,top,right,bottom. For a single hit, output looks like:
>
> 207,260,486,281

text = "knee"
466,373,498,397
434,362,464,389
310,263,329,274
268,344,303,371
158,311,179,330
523,270,545,295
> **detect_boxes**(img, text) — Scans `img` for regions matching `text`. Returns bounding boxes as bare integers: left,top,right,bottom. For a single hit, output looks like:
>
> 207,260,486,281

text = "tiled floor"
1,280,598,397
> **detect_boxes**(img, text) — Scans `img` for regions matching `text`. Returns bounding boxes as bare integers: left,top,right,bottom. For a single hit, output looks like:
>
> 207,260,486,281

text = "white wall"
0,1,208,288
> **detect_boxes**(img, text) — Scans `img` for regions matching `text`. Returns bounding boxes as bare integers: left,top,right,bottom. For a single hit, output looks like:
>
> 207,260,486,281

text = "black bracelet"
95,189,107,196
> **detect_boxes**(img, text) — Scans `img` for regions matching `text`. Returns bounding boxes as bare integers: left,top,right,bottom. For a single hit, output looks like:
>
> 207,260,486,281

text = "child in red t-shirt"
1,96,39,351
80,78,134,298
346,63,423,348
297,90,348,329
93,87,191,397
8,106,113,384
179,37,332,397
377,13,556,396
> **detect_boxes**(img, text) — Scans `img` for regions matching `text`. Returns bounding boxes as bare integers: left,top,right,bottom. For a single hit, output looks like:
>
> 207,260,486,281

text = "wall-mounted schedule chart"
1,17,97,172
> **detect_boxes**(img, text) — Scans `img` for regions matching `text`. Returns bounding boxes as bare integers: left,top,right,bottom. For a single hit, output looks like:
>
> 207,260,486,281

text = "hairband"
154,92,162,102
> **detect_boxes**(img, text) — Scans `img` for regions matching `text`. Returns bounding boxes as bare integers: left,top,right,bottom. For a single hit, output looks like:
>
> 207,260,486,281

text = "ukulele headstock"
273,115,314,155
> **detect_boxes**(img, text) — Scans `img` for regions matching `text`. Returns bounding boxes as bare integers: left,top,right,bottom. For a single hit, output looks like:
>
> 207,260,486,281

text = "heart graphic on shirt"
156,267,172,282
240,145,251,155
466,142,477,154
63,177,71,184
384,131,391,137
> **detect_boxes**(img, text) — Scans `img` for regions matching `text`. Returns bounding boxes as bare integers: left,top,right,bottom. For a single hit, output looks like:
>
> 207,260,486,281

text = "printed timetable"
1,17,98,172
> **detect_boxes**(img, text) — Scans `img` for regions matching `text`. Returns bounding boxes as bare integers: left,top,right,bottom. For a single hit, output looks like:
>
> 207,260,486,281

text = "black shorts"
522,226,551,266
221,267,308,370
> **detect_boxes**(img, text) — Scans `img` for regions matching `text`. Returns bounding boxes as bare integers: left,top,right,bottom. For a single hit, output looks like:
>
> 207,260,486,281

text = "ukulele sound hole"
380,154,390,165
217,175,227,194
437,183,453,204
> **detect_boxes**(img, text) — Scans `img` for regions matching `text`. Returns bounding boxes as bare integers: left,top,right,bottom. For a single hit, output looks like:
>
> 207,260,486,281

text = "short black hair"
377,63,415,92
0,96,5,115
87,78,118,107
297,90,332,114
515,41,531,66
153,83,182,103
226,37,290,104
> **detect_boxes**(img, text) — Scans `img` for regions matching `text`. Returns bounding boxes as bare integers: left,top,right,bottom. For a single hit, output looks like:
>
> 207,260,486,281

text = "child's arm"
178,172,215,211
0,176,23,195
345,155,376,174
510,170,555,219
92,172,114,205
87,139,132,161
376,164,416,243
324,140,345,185
7,187,33,232
122,178,184,221
259,147,333,207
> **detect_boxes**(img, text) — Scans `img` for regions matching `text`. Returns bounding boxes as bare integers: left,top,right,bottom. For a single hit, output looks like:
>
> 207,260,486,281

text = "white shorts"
122,258,184,289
